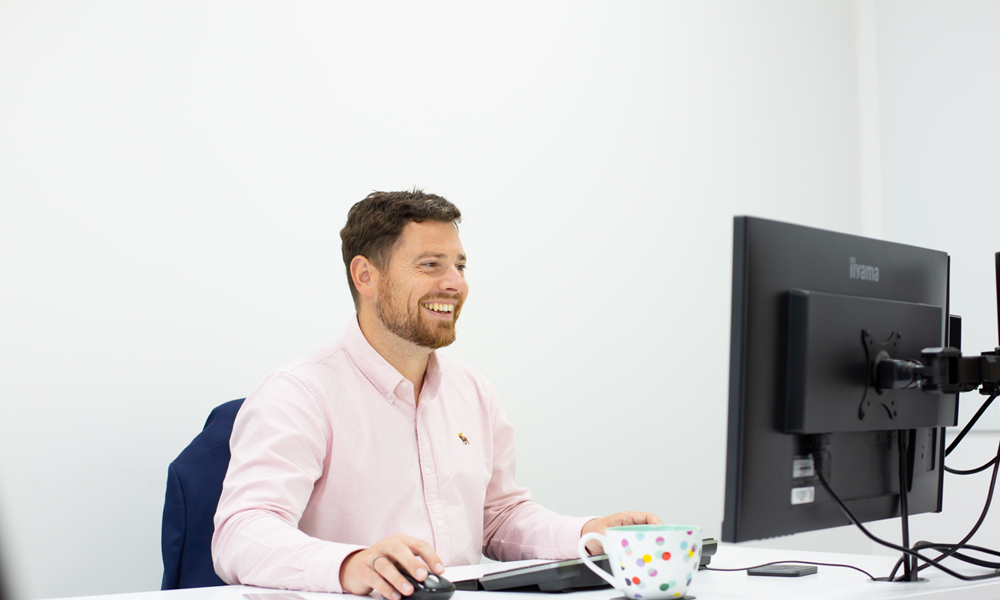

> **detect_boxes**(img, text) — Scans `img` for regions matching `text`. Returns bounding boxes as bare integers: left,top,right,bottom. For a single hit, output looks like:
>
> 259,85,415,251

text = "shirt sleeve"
211,372,365,593
480,393,595,561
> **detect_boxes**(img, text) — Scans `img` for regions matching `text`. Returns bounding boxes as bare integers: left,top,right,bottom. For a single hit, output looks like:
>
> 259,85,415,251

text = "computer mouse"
399,568,456,600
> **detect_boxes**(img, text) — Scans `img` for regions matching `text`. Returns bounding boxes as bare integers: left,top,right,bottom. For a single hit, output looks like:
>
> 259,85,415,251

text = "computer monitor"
722,216,957,543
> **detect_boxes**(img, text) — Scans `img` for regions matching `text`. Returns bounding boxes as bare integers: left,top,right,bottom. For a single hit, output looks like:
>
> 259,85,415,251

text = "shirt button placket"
416,413,448,560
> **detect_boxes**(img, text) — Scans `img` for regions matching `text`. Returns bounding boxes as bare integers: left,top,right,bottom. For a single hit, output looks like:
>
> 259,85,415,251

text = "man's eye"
457,264,466,272
423,262,439,269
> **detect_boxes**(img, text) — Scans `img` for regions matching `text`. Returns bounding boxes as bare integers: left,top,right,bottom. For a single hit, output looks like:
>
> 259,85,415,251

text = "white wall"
1,2,879,598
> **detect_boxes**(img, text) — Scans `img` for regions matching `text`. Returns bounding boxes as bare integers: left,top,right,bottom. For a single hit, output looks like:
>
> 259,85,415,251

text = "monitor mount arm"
873,346,1000,397
874,252,1000,398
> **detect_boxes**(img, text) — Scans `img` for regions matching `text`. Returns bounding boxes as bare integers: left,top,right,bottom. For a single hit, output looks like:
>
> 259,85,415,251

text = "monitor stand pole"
875,430,922,582
897,429,918,582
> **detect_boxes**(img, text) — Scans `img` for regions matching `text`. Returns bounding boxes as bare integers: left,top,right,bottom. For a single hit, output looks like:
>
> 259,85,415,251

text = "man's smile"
421,301,457,318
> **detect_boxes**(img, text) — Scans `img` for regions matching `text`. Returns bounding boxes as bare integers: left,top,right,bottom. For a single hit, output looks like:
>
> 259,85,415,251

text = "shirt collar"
341,316,441,405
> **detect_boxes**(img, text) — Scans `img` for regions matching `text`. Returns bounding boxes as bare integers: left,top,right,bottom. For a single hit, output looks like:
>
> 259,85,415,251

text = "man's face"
373,220,468,349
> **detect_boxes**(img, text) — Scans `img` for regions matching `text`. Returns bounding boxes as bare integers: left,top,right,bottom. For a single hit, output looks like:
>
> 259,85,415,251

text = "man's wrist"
580,517,604,556
580,517,601,537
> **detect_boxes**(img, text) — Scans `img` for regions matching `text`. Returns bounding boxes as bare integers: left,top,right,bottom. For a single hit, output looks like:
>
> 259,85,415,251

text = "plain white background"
1,1,1000,599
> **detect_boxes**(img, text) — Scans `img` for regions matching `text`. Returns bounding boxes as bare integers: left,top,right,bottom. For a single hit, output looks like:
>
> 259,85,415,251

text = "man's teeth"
423,302,454,313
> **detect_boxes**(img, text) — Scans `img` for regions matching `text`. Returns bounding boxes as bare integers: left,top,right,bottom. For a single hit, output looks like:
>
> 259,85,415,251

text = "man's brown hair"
340,190,462,308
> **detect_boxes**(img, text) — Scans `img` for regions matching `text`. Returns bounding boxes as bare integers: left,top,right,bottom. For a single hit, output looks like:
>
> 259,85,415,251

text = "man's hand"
340,534,445,600
581,512,663,555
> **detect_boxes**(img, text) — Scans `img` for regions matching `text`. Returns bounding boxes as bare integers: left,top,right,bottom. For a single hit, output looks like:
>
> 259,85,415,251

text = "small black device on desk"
453,538,718,592
747,564,817,577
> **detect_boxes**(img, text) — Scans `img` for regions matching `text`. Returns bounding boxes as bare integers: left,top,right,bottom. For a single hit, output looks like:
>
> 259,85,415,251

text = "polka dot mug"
578,524,702,599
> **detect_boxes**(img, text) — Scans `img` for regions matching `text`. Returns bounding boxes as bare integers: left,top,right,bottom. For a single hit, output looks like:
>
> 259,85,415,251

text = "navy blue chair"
161,398,245,590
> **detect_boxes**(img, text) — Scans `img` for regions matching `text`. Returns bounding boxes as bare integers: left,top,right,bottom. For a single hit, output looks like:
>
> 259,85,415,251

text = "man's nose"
440,265,466,292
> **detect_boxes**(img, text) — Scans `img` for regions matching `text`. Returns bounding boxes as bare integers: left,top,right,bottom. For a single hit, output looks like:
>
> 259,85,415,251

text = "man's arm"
480,401,594,561
212,372,358,592
212,372,445,596
479,391,662,560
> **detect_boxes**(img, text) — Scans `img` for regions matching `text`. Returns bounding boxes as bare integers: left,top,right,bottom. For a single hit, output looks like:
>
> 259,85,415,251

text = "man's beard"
374,278,463,349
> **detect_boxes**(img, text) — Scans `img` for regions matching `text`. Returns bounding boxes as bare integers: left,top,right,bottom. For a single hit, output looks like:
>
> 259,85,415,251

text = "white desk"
45,546,1000,600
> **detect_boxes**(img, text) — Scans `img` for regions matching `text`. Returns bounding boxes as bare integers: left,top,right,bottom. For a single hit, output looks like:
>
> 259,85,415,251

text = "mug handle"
578,533,625,593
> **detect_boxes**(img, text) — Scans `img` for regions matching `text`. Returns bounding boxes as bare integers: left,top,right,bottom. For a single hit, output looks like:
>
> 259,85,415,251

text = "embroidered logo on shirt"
458,432,470,445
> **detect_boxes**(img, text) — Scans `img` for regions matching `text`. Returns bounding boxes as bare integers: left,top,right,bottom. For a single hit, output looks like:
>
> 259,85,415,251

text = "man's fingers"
371,556,412,600
385,535,443,579
631,511,661,525
613,511,662,526
375,536,441,596
407,541,445,575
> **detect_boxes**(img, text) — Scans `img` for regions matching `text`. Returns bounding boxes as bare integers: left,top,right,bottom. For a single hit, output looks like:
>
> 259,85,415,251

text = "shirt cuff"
305,542,367,593
559,516,602,559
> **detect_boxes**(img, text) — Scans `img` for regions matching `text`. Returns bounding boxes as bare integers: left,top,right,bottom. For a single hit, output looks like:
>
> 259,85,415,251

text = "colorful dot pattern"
612,529,700,599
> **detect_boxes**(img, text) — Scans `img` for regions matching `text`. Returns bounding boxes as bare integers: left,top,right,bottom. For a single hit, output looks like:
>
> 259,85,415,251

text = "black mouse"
399,568,456,600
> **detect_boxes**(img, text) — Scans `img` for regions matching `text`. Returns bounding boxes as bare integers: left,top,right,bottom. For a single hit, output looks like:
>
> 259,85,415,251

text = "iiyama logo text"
850,257,879,282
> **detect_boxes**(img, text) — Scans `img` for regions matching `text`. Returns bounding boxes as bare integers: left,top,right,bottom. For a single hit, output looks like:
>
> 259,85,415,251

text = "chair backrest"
161,398,245,590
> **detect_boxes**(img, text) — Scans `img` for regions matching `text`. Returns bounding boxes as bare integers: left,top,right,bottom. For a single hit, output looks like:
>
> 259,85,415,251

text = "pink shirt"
212,318,591,592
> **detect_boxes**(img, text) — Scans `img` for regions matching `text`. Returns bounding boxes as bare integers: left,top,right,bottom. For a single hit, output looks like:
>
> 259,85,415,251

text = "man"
212,190,660,598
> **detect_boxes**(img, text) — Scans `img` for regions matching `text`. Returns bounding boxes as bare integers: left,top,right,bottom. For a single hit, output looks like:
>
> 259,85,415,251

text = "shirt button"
436,519,444,527
424,466,432,475
401,381,409,387
385,392,393,399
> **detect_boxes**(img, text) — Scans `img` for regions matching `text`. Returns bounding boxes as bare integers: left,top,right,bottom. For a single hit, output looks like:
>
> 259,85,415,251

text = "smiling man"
212,190,659,598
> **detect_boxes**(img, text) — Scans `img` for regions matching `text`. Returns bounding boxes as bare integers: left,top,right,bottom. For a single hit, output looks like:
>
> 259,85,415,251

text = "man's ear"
350,255,379,300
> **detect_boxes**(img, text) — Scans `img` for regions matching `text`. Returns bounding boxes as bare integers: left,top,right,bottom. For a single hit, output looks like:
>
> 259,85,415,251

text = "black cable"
705,560,875,581
945,394,998,457
815,437,1000,582
890,541,1000,579
887,548,905,581
908,433,1000,576
946,457,997,476
888,421,1000,580
938,551,1000,570
913,543,1000,570
909,431,1000,578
